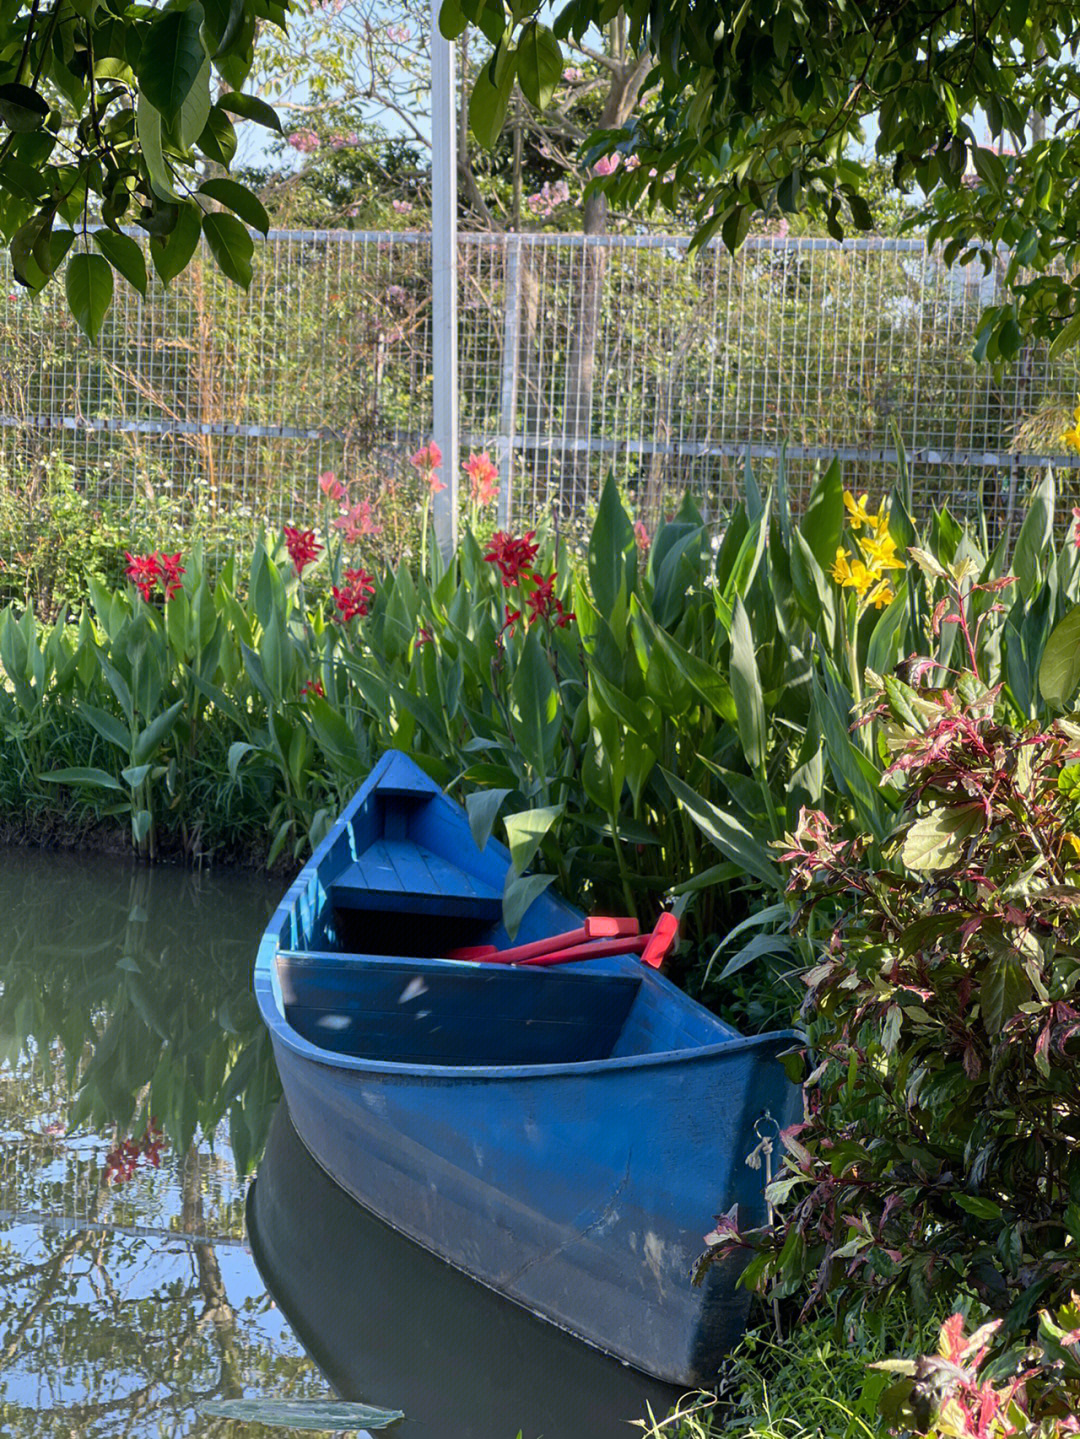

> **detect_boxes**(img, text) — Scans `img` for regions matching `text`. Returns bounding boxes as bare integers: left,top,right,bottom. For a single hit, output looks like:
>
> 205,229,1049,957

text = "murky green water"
0,851,682,1439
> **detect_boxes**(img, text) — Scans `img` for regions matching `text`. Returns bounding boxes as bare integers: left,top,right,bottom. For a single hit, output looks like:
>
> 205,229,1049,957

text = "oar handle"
447,914,639,964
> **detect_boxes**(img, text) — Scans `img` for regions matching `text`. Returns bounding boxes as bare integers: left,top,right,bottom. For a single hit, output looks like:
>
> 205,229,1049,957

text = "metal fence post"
496,234,522,531
430,7,458,558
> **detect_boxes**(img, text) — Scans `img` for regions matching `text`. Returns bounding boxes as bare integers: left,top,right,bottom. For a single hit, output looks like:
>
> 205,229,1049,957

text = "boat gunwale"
256,958,803,1081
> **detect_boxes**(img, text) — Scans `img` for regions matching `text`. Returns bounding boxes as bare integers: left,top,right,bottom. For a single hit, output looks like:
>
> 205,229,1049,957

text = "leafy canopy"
0,0,286,336
454,0,1080,356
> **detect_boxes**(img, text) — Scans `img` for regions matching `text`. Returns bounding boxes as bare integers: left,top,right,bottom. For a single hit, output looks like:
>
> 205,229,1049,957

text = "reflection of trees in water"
0,855,306,1435
0,853,281,1175
0,1135,321,1439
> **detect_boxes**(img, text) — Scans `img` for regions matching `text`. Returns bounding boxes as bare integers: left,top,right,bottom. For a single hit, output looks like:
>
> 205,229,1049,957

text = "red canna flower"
125,552,162,602
634,520,651,554
499,604,522,640
416,626,434,648
526,573,575,627
464,450,499,506
332,567,376,622
284,526,323,578
300,678,326,700
484,530,538,586
159,552,185,600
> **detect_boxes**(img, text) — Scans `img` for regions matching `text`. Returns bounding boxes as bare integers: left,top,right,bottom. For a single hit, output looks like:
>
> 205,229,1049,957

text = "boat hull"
269,1020,801,1386
248,1102,684,1439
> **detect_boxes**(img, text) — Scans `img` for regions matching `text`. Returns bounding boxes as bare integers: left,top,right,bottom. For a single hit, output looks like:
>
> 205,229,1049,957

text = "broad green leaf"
715,932,794,983
0,82,49,132
92,229,147,296
199,176,270,235
40,766,123,791
503,804,563,873
439,0,469,38
502,871,556,940
980,951,1031,1035
197,105,239,165
510,630,561,777
465,787,511,851
729,595,766,771
799,458,844,571
662,769,781,891
1039,603,1080,709
955,1194,1004,1220
65,252,113,340
517,21,562,109
202,210,254,287
133,698,185,764
588,476,637,618
1012,469,1054,601
150,201,202,285
174,51,212,148
901,803,984,871
217,90,282,132
469,49,516,150
78,701,131,752
137,4,207,122
136,95,177,200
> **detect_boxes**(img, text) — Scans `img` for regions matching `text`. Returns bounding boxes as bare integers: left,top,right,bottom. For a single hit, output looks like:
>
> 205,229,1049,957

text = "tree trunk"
559,52,650,516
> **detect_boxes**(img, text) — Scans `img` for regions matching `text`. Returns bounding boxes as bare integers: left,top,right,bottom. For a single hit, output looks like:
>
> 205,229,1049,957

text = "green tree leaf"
149,201,202,285
202,210,253,287
729,595,766,771
65,251,114,340
517,22,562,109
199,176,269,235
92,228,148,296
137,4,207,123
216,90,282,132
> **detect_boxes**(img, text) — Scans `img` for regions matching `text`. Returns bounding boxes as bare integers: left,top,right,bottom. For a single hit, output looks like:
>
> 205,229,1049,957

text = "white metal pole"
431,5,458,558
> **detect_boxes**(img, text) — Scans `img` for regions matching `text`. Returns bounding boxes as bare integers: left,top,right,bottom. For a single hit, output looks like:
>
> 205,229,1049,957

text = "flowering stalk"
830,490,905,708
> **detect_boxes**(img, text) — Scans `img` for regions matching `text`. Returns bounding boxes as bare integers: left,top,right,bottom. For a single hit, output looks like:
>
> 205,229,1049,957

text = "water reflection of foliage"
0,1153,321,1438
0,853,281,1174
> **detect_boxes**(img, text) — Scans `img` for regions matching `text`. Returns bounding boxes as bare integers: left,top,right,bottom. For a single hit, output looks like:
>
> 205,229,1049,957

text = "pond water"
0,851,684,1438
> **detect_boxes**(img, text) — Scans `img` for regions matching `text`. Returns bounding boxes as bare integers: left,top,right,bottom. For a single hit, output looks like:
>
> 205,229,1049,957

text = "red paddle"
448,914,639,964
447,913,678,970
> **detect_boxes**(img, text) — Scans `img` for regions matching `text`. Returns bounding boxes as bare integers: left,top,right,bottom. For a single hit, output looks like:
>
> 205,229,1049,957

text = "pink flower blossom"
333,499,381,544
592,154,620,177
392,199,412,214
562,66,583,81
410,440,445,493
319,470,346,502
625,154,641,171
287,129,320,154
1072,507,1080,550
464,450,499,506
525,179,571,217
634,520,650,553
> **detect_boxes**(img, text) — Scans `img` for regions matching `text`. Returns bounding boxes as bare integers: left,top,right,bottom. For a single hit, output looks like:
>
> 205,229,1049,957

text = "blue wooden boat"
254,751,804,1387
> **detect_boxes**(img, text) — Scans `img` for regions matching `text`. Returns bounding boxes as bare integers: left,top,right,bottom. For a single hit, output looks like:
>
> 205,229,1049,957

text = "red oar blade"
584,915,640,939
640,912,679,969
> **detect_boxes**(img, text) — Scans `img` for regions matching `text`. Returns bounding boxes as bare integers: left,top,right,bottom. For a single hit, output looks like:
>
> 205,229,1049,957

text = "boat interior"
277,952,733,1067
275,753,739,1066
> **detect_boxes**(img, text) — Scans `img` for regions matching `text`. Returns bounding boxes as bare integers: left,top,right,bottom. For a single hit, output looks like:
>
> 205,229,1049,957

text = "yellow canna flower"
1064,831,1080,860
831,547,853,586
847,558,878,596
843,490,875,530
860,533,906,571
867,580,895,609
872,507,893,541
1064,423,1080,455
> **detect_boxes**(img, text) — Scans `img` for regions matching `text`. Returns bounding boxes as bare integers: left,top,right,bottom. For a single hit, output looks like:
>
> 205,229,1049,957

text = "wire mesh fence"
0,228,1077,554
